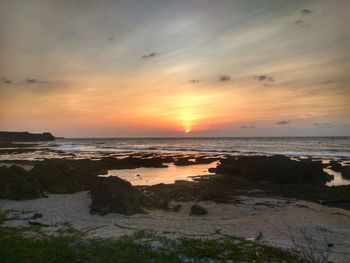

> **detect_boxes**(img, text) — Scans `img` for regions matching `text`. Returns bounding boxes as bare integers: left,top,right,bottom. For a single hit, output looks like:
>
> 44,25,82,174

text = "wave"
50,139,350,158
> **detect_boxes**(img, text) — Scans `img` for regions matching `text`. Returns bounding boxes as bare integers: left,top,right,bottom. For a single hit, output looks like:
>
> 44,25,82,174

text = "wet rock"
171,204,182,212
90,176,145,215
328,161,350,179
329,160,342,172
195,157,219,164
31,213,43,219
31,160,97,194
0,165,43,200
161,156,176,163
340,166,350,179
174,158,196,166
0,159,101,200
28,220,49,227
190,204,208,216
208,167,216,173
212,155,332,184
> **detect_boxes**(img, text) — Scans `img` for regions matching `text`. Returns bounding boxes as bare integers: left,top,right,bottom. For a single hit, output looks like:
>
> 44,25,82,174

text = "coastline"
1,192,350,262
1,141,350,262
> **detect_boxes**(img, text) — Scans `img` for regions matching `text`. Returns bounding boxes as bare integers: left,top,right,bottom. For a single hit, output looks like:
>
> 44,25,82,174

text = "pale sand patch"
1,192,350,262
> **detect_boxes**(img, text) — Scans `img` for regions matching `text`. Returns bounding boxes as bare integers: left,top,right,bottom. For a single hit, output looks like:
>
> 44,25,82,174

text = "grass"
0,210,300,263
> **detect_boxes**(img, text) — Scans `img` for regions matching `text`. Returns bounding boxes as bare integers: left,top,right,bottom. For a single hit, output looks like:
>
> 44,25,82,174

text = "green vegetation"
0,210,300,263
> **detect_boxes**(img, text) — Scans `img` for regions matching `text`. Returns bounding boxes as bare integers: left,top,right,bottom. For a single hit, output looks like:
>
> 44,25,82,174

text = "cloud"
301,9,313,15
190,79,200,83
276,120,291,125
142,52,157,59
294,20,303,25
313,122,334,128
107,35,115,42
240,125,255,129
322,80,333,85
25,78,48,84
1,77,12,84
219,75,231,82
254,75,274,86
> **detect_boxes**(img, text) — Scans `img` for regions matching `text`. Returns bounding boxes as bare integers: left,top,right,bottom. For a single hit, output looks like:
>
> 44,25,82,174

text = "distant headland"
0,131,55,142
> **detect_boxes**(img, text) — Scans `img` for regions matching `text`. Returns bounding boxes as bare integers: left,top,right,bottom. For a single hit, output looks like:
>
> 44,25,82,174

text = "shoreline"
1,146,350,262
1,192,350,262
2,136,350,160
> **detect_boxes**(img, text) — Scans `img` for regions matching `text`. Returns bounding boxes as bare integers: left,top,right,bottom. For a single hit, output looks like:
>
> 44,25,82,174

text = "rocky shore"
1,148,350,262
1,153,349,211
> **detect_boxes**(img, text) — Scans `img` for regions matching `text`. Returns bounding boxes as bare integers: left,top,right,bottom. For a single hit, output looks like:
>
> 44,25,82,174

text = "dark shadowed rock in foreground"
329,161,350,179
341,166,350,179
212,155,332,184
0,160,98,199
174,157,196,166
0,131,55,142
0,165,43,200
90,176,145,215
31,160,97,194
190,204,208,216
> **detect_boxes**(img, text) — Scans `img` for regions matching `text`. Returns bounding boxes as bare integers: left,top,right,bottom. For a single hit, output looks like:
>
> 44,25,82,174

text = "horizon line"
58,135,350,139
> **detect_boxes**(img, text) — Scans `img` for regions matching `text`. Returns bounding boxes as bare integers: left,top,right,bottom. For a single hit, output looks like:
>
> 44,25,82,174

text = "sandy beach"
1,191,350,262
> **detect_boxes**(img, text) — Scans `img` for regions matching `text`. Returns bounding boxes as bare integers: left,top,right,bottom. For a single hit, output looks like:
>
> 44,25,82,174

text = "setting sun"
0,1,349,261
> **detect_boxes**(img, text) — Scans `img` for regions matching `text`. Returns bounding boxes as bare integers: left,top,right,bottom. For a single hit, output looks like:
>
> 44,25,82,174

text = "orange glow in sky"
0,0,349,137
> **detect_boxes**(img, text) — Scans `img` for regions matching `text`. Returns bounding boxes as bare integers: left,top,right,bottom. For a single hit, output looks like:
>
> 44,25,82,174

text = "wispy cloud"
301,9,313,15
25,78,48,84
313,122,334,128
107,35,115,42
276,120,292,125
322,80,333,85
254,75,274,86
1,77,12,84
142,52,157,59
240,125,255,129
219,75,231,82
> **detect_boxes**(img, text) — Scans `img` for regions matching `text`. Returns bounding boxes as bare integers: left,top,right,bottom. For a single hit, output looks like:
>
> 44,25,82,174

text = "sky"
0,0,349,137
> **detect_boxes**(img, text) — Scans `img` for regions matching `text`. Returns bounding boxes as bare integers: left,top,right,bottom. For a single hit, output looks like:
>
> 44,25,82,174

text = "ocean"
51,137,350,158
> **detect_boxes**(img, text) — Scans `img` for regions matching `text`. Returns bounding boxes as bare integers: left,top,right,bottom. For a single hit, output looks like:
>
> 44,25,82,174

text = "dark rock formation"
1,154,348,211
328,161,350,179
195,157,219,164
0,131,55,142
190,204,208,216
170,204,182,212
0,159,98,199
341,166,350,179
212,155,332,184
174,157,196,166
0,165,43,200
31,213,43,219
31,160,97,194
329,160,342,171
90,176,145,215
